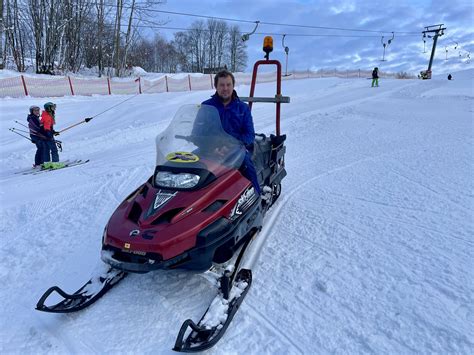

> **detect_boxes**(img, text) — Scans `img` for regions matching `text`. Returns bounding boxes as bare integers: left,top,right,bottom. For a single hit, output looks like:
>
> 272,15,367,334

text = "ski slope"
0,71,473,354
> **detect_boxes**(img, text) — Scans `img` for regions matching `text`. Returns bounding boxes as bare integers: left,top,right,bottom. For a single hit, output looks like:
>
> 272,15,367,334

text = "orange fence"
0,69,392,98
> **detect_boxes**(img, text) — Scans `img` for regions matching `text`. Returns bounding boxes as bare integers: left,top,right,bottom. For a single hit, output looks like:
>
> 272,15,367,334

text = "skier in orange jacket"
40,102,64,169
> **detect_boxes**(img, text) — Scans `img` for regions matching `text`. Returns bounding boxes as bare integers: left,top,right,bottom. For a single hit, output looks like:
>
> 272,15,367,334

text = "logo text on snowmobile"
179,207,194,217
230,187,258,220
154,190,177,210
166,151,199,163
129,229,140,237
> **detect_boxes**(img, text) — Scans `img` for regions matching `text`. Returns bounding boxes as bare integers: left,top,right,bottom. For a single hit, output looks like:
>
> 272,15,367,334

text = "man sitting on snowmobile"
202,70,261,195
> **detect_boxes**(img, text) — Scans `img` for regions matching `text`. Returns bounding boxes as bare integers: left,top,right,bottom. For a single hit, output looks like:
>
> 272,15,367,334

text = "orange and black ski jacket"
40,111,55,132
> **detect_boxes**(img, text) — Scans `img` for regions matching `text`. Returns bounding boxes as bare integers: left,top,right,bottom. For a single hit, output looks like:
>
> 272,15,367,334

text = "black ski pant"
31,137,46,166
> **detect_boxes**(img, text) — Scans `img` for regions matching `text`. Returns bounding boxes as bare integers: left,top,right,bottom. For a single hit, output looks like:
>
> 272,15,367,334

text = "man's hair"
214,70,235,88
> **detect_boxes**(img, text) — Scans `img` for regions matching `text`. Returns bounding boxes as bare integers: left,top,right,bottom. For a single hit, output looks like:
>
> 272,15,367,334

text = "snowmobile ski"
173,233,256,352
36,266,127,313
21,159,90,175
173,268,252,352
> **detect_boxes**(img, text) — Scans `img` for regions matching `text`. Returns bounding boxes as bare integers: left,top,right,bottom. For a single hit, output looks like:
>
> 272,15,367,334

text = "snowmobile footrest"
173,269,252,352
35,268,127,313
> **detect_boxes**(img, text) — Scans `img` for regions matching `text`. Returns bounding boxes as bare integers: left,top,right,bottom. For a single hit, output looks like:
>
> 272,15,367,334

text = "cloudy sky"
148,0,473,74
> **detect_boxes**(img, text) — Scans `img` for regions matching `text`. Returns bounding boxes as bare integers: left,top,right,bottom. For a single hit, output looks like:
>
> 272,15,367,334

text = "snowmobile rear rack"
240,95,290,103
247,59,289,136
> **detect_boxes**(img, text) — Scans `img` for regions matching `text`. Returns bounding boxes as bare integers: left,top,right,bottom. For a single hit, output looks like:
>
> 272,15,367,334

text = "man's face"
216,76,234,101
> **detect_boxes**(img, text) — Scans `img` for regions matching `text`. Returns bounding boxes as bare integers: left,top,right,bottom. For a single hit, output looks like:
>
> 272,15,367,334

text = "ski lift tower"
420,24,446,79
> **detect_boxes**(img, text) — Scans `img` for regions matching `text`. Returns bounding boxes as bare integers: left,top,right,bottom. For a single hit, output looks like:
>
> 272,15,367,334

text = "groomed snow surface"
0,70,473,354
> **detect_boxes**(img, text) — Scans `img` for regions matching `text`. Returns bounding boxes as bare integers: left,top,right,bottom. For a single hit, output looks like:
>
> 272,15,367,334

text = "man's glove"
53,130,60,136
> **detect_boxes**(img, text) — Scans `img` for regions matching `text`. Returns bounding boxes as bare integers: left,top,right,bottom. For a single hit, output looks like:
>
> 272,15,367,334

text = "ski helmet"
29,105,40,113
44,102,56,112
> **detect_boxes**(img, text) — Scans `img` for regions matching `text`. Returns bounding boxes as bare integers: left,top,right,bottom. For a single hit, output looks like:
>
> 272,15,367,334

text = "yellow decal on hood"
166,152,199,163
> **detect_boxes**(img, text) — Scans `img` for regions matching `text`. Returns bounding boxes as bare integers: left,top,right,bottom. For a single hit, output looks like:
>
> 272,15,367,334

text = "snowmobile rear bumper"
101,199,263,273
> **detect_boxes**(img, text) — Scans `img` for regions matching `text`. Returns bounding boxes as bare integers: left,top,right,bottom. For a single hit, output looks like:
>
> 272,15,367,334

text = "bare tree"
214,20,227,68
97,0,107,76
27,0,67,74
112,0,123,76
0,0,4,69
60,0,91,72
121,0,136,71
1,1,247,76
206,19,218,70
227,25,247,72
188,21,207,72
5,0,27,72
172,31,194,72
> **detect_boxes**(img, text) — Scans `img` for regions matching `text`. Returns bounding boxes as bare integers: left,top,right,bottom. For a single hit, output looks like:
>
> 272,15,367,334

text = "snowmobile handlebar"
174,134,191,141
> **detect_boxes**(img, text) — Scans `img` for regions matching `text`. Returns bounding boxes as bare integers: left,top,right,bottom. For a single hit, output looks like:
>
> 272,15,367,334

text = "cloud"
156,0,474,74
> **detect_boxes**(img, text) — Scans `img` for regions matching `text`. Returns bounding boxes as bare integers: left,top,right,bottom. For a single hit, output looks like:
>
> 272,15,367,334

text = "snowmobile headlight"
155,171,200,189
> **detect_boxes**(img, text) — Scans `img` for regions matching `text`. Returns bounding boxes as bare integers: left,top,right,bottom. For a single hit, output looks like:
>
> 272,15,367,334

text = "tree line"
0,0,248,76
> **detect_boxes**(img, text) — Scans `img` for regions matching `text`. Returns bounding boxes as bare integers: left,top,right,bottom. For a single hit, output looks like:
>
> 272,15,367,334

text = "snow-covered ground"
0,70,473,354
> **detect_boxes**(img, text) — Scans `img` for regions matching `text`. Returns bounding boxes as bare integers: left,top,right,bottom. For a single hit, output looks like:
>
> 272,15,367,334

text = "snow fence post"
68,76,75,95
107,77,111,95
135,77,142,94
20,75,28,96
165,76,169,92
188,74,192,91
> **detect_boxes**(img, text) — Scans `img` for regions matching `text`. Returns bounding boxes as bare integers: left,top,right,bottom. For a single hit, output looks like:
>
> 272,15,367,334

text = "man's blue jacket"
202,91,261,194
202,92,255,148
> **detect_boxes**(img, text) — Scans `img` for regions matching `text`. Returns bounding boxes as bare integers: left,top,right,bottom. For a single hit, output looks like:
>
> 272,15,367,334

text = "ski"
173,268,252,352
14,159,71,174
36,266,127,313
21,159,90,175
173,235,255,352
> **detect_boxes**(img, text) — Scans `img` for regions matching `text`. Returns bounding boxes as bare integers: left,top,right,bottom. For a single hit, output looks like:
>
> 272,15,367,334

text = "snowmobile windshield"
155,104,245,173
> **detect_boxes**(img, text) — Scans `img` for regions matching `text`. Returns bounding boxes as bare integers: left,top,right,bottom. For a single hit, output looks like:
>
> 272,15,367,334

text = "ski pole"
13,123,49,140
59,117,93,134
12,127,30,134
9,128,32,141
9,128,60,151
14,120,29,129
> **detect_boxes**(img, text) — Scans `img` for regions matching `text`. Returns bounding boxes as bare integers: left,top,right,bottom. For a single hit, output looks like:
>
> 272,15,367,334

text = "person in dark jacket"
40,102,64,169
371,67,379,87
202,70,261,194
27,105,46,167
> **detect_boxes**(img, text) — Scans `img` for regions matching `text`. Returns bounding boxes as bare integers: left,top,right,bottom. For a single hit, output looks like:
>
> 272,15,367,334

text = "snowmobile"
36,37,289,352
